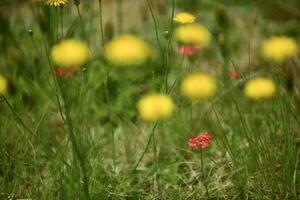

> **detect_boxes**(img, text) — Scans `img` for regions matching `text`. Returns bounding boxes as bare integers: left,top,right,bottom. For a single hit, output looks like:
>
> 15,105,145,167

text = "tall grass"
0,0,299,199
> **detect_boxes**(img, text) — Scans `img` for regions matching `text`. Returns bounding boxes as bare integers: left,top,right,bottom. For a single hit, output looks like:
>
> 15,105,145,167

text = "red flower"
178,45,202,57
54,67,80,77
229,70,239,79
188,132,213,150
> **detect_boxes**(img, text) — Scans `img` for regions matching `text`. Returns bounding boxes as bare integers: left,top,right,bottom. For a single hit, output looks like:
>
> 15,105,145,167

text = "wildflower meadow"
0,0,300,199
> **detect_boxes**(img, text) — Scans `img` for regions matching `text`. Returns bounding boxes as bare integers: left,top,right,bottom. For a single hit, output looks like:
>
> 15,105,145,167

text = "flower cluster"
174,12,196,24
262,36,297,63
43,0,67,6
175,24,211,46
178,45,202,57
244,77,276,100
0,75,8,95
230,70,239,79
188,132,213,150
105,35,153,67
181,72,217,101
54,67,80,77
137,94,175,121
51,39,89,68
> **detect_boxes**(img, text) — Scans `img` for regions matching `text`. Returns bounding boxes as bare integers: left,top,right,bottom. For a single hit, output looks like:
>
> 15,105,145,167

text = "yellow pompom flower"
262,36,298,63
181,72,217,101
105,35,153,66
43,0,67,6
174,24,211,46
174,12,196,24
0,75,8,94
244,77,276,100
137,94,175,121
51,39,89,68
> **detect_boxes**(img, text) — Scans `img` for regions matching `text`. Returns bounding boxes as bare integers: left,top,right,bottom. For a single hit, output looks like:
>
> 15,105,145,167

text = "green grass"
0,0,300,199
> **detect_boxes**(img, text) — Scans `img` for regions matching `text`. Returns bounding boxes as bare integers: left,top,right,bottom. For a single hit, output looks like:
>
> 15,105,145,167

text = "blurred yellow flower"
174,24,211,46
51,39,89,68
174,12,196,24
262,36,298,63
137,94,175,121
244,77,276,100
105,35,153,66
43,0,67,6
181,72,216,101
0,75,8,94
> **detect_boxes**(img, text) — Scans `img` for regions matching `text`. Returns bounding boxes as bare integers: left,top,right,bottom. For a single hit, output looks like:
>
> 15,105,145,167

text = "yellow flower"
137,94,175,121
51,39,89,68
174,24,211,46
43,0,67,6
262,36,298,63
174,12,196,24
244,77,276,100
181,72,216,101
0,75,8,94
105,35,153,66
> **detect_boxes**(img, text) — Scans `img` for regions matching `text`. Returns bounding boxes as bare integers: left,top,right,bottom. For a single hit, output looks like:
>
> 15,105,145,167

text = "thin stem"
212,107,235,161
146,0,162,50
200,150,210,199
57,79,90,200
42,29,88,198
132,122,159,172
164,0,175,94
60,5,64,38
103,66,116,167
98,0,105,49
2,96,34,136
76,4,91,48
76,5,83,24
115,0,123,34
55,7,59,41
168,54,185,95
42,35,66,122
152,123,158,194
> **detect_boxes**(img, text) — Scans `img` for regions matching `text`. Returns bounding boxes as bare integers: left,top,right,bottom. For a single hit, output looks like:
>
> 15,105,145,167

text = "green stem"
42,35,66,123
164,0,175,94
200,150,210,199
212,107,235,162
98,0,105,49
132,122,158,172
76,4,90,46
60,5,64,38
103,67,116,167
152,122,158,194
57,79,90,200
55,7,59,41
146,0,162,50
168,55,185,95
2,96,34,136
76,5,83,24
116,0,123,34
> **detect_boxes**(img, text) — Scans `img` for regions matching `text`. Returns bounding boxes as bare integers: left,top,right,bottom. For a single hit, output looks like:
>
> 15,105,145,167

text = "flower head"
262,36,298,63
244,77,276,100
188,132,213,150
174,12,196,24
178,45,202,57
105,35,153,66
43,0,67,6
0,75,8,95
230,70,239,79
174,24,211,46
137,94,175,121
54,67,80,77
181,72,217,101
51,39,89,68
